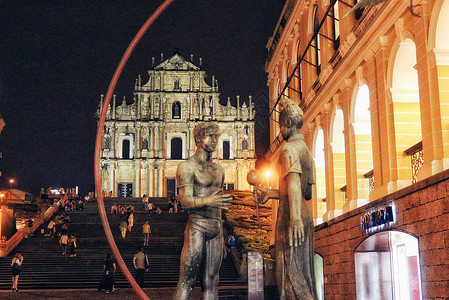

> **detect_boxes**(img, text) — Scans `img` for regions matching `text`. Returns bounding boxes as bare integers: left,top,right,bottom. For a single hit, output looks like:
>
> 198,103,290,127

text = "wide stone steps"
0,197,243,291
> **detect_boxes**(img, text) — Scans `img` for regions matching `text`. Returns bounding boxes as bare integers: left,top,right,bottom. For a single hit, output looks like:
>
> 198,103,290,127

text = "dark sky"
0,1,284,196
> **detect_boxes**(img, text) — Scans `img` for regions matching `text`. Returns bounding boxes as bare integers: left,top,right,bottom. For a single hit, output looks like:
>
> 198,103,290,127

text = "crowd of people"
167,196,183,213
60,194,90,211
45,213,78,257
110,204,134,215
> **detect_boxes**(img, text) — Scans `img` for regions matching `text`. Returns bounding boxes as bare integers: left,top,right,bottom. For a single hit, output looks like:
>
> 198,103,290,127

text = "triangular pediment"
154,53,200,71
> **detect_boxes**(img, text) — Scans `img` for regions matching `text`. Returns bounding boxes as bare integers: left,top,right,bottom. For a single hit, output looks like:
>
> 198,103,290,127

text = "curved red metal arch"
94,1,174,299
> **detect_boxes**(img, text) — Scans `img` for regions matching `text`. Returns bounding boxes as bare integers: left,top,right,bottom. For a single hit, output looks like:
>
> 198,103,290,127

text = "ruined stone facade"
99,53,256,197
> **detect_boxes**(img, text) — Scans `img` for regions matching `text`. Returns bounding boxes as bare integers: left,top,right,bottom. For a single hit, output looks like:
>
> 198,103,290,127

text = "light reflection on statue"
173,122,232,300
248,98,317,299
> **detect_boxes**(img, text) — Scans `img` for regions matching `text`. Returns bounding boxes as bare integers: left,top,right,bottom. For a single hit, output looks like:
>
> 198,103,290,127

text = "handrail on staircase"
0,200,61,257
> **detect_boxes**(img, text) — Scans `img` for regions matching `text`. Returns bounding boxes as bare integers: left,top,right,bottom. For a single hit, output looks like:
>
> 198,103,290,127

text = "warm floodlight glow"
0,193,4,198
9,179,14,183
265,170,271,179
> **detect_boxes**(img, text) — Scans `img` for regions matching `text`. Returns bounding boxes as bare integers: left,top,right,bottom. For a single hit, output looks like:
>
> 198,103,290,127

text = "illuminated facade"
265,0,449,298
99,53,256,198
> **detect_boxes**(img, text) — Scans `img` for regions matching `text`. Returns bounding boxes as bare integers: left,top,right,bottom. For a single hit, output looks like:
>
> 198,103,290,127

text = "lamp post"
9,179,14,190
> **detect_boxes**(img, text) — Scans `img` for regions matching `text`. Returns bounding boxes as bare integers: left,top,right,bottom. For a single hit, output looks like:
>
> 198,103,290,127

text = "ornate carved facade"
99,53,256,197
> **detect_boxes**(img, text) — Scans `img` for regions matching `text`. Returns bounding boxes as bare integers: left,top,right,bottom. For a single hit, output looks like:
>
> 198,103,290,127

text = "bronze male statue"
173,122,232,300
252,98,317,299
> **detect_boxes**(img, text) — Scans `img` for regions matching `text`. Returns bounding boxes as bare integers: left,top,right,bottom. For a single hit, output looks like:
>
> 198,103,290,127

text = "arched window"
223,141,230,160
142,138,149,150
172,101,181,119
122,140,130,159
391,38,422,183
355,231,422,299
313,5,321,75
353,84,373,204
171,137,183,159
331,109,346,215
314,129,326,224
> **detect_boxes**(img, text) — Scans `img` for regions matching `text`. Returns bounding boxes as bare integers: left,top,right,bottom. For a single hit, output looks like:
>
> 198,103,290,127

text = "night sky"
0,1,284,196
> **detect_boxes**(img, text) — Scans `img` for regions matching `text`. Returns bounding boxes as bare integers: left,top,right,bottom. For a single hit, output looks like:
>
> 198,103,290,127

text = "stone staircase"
0,197,244,296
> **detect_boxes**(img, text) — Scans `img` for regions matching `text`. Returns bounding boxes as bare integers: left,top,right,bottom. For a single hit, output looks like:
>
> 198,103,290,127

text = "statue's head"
279,98,304,129
194,123,220,144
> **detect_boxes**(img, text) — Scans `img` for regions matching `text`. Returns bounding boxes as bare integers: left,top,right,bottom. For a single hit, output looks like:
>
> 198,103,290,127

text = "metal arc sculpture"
94,1,174,299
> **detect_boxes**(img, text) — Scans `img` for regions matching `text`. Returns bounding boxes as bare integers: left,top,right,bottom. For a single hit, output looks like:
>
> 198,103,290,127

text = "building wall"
265,0,449,223
99,53,256,197
265,0,449,298
315,169,449,299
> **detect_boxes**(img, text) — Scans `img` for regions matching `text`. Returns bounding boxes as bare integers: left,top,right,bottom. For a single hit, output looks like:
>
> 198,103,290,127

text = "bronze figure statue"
249,98,317,299
173,122,232,300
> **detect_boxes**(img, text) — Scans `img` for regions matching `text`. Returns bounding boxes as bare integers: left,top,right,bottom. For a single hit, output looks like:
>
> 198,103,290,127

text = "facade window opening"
104,136,111,150
122,139,130,159
223,140,230,160
332,1,340,50
354,0,365,20
353,84,373,202
314,129,326,224
285,60,290,97
313,5,321,75
174,79,181,91
171,137,183,159
332,109,346,211
296,40,303,100
142,138,149,150
172,101,181,119
355,231,422,300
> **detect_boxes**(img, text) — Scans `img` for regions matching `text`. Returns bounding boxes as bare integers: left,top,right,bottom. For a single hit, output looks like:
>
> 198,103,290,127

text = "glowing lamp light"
0,193,4,198
265,170,271,179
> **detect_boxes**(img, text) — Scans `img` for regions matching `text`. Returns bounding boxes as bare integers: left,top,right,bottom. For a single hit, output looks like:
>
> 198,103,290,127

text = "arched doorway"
355,231,422,300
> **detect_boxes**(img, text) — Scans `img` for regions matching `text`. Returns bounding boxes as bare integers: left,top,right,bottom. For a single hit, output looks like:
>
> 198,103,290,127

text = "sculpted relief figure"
174,123,232,300
249,98,317,299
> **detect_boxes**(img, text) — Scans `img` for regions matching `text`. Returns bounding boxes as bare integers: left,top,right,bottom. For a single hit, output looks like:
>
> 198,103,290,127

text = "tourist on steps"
11,252,23,292
142,220,151,246
69,235,77,257
59,232,69,255
133,246,149,288
98,253,116,293
127,212,134,232
119,219,127,239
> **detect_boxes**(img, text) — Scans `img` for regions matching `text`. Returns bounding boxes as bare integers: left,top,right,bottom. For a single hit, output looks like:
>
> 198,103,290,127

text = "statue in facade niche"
173,122,232,300
248,98,317,299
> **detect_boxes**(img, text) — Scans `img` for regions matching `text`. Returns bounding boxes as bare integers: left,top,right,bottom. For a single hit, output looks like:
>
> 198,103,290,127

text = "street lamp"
9,179,14,190
265,170,271,188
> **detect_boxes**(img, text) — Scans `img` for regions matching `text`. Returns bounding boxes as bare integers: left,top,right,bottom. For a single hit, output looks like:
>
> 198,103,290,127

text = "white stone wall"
99,53,256,197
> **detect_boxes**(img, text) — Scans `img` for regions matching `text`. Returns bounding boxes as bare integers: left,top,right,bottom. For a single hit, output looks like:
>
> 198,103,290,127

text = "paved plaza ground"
0,287,204,300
